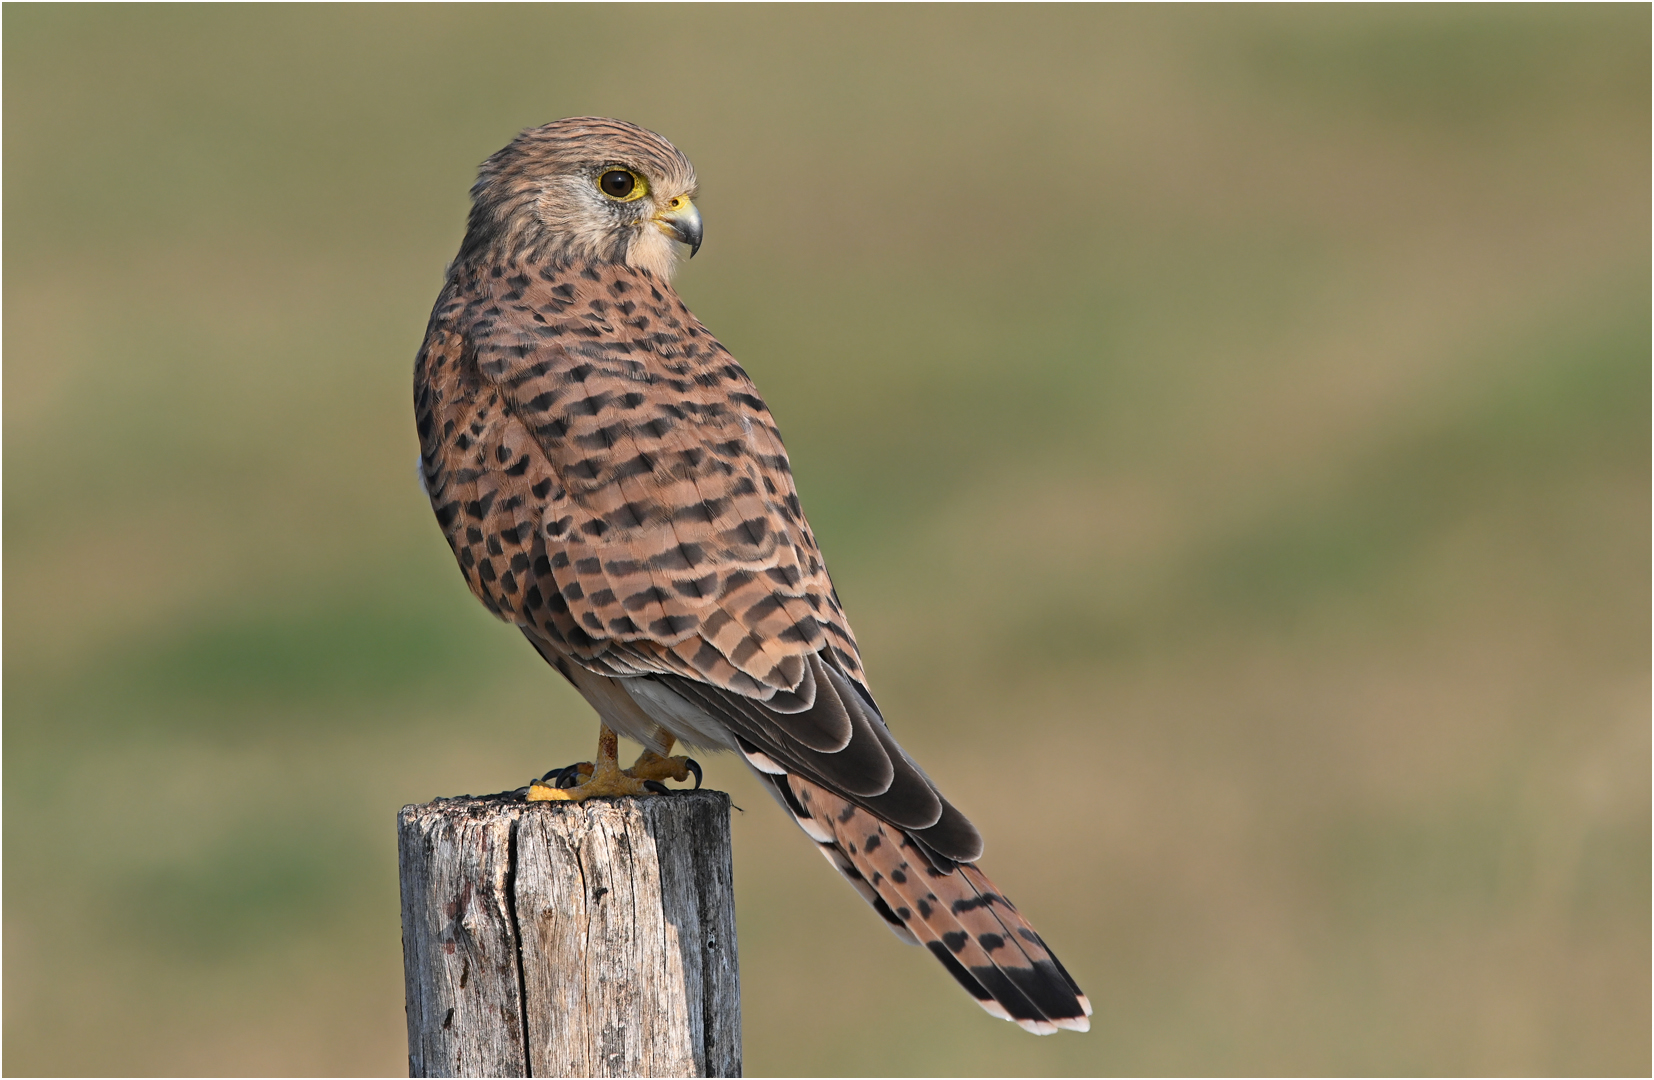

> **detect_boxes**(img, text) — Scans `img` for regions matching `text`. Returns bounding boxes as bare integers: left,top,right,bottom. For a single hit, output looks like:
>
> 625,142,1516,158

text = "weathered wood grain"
399,802,526,1078
398,791,740,1078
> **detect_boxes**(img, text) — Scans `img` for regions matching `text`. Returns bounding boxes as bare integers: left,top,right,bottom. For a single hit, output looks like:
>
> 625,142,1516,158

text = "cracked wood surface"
398,791,740,1077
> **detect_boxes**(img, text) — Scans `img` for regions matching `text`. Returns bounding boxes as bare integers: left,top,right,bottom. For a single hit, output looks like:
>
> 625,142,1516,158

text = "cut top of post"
398,791,741,1078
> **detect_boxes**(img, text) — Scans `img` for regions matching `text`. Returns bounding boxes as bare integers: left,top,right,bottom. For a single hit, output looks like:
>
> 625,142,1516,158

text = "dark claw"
643,780,671,795
537,764,585,788
684,757,703,790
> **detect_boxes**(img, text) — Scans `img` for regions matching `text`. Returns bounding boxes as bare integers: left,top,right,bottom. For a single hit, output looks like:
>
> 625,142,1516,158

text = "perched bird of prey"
414,117,1090,1034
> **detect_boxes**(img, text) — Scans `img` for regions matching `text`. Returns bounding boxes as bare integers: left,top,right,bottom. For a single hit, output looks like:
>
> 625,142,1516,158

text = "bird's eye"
598,169,640,200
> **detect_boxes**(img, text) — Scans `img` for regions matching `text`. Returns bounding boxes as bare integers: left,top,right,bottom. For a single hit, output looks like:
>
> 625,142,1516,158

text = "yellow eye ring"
597,168,648,202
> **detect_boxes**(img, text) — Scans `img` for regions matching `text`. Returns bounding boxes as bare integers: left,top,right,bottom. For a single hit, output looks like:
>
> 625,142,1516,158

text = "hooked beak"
654,197,703,258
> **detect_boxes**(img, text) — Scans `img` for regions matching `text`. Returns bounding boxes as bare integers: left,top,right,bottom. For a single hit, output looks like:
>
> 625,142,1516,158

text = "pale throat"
625,223,682,282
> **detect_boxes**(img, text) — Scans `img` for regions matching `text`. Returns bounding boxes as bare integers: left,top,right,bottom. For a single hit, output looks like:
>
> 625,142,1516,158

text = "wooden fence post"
398,790,741,1078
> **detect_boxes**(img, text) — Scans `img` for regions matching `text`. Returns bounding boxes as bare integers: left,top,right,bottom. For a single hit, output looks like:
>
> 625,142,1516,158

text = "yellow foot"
528,760,654,802
525,726,701,802
626,750,703,787
526,749,701,802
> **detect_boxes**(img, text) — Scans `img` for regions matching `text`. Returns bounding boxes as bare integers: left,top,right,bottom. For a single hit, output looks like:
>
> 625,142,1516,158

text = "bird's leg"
528,725,653,801
526,726,700,801
626,734,702,788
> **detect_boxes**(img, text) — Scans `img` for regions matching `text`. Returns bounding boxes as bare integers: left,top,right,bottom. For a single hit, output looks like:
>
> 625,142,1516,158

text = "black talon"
684,757,703,789
538,767,564,783
643,780,671,795
555,764,584,789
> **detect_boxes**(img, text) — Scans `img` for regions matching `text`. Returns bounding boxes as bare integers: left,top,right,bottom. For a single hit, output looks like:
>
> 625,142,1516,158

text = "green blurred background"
5,5,1648,1075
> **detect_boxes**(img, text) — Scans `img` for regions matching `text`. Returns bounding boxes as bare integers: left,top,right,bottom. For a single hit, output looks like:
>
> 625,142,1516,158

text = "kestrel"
414,117,1091,1034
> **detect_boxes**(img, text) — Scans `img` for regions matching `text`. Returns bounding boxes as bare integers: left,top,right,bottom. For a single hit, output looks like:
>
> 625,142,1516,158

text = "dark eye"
599,170,636,198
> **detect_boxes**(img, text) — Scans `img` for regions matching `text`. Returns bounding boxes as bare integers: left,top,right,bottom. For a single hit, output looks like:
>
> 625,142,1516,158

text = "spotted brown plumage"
414,117,1090,1034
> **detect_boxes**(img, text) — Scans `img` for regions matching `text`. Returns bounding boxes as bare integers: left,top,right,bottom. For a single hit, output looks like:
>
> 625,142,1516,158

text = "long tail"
750,766,1092,1034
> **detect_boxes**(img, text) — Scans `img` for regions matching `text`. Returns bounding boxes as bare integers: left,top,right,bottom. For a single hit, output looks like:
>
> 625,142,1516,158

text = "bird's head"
460,117,701,280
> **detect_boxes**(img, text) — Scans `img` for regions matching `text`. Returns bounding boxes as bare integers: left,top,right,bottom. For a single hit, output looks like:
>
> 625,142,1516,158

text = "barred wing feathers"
414,254,1090,1030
